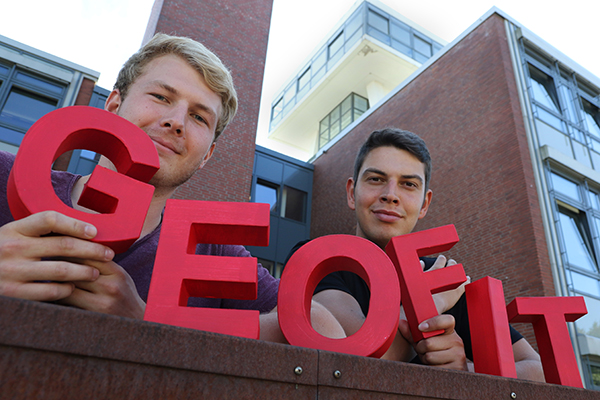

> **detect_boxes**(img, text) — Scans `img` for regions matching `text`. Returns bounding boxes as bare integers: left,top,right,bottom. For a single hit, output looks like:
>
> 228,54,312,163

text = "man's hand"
0,211,113,301
423,255,470,314
60,259,146,319
399,314,468,371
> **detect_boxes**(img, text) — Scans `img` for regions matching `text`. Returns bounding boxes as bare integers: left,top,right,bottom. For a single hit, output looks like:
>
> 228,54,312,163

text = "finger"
59,287,103,312
419,344,466,367
397,318,414,346
15,211,97,240
0,260,100,283
419,314,455,334
0,281,75,302
428,255,447,271
447,259,457,266
18,236,113,262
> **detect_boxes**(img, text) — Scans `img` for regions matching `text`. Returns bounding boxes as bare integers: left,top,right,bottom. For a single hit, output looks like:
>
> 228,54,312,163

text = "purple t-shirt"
0,151,279,312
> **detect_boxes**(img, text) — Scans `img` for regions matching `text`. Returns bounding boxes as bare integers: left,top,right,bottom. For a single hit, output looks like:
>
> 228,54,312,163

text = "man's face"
105,54,221,191
347,146,432,248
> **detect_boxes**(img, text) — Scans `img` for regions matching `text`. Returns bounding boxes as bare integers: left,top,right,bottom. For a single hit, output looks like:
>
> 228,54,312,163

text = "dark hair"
353,128,432,191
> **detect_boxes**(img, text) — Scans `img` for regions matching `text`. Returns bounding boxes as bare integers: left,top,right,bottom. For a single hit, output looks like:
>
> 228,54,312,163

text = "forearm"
515,360,545,382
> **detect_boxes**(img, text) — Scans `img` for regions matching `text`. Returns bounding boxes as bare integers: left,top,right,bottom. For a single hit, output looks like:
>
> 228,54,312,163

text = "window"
298,68,311,92
582,99,600,138
368,10,388,34
528,65,561,114
0,67,66,147
255,179,279,213
281,186,306,223
318,93,369,150
328,33,344,60
271,97,283,123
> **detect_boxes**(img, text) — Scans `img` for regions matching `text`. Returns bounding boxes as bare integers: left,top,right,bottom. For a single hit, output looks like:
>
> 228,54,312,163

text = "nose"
161,105,185,135
380,181,399,204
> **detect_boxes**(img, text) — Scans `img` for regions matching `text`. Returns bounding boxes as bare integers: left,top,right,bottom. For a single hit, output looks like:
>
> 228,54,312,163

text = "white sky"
2,0,599,159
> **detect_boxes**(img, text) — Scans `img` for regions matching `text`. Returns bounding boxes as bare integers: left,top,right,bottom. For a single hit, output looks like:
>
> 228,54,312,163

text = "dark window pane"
0,88,57,131
0,124,25,146
255,180,278,212
16,72,64,95
0,64,9,76
282,186,306,222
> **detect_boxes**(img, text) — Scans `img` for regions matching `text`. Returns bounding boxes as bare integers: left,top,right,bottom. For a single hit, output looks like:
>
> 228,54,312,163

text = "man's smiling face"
347,146,432,248
105,54,222,192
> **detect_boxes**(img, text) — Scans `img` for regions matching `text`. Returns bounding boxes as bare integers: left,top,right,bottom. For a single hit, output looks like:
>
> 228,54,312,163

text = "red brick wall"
149,0,273,202
311,14,555,345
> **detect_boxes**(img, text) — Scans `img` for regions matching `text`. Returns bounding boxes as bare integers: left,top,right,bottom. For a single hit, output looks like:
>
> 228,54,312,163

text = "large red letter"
507,296,587,387
465,277,517,378
278,235,400,358
144,199,269,339
7,106,159,253
386,225,467,341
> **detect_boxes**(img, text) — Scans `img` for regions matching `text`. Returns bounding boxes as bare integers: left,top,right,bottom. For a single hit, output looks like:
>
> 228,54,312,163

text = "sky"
2,0,599,159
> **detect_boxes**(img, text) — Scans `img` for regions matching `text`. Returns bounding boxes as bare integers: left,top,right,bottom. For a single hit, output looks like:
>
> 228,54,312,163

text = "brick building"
268,1,600,389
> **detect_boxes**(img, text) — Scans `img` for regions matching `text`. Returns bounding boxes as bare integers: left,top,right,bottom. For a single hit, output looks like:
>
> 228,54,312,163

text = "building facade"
0,34,105,174
270,1,600,390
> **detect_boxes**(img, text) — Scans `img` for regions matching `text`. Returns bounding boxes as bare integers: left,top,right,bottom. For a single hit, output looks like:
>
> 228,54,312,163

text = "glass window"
591,365,600,386
354,95,368,113
281,186,306,222
328,33,344,59
346,11,362,37
283,83,296,106
390,22,410,45
551,172,581,201
0,64,9,76
368,10,388,34
271,98,283,121
319,93,368,149
414,35,431,57
15,72,64,95
255,180,278,212
582,99,600,138
312,49,327,73
298,68,311,91
529,65,560,113
570,270,600,297
558,208,596,272
0,88,57,131
575,296,600,339
559,85,578,125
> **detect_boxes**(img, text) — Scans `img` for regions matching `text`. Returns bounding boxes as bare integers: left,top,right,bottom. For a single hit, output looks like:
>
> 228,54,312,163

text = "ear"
105,89,122,114
418,189,433,220
198,142,216,170
346,177,356,211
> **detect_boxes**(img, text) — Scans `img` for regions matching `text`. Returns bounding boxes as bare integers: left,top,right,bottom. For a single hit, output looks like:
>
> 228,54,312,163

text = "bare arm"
513,338,545,382
259,302,346,343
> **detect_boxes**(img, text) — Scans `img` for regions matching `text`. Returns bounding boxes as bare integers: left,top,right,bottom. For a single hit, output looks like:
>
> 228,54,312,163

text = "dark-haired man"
288,128,544,380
